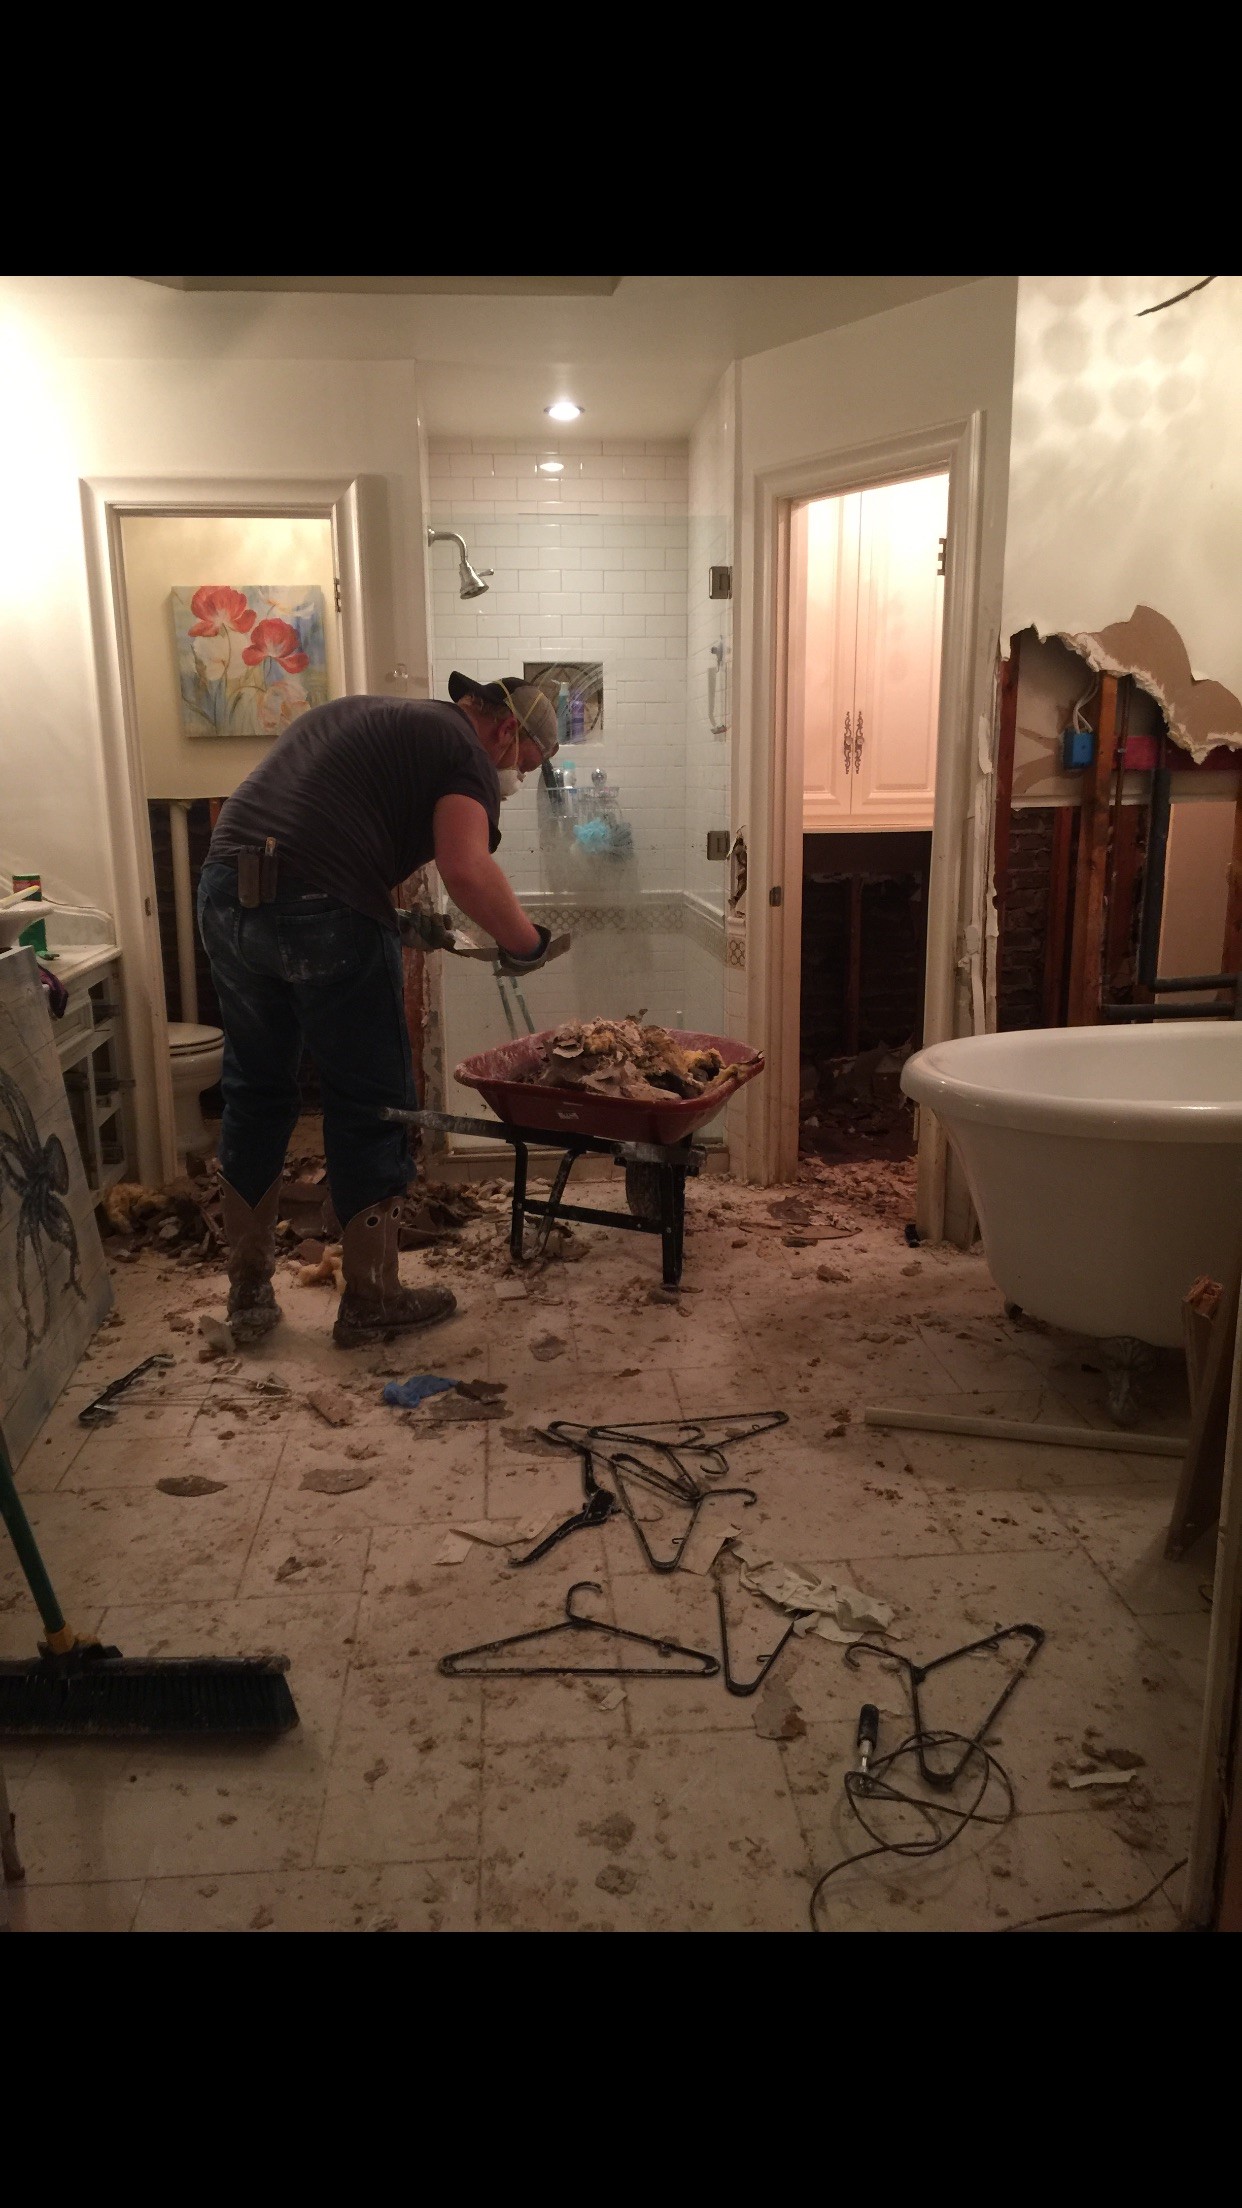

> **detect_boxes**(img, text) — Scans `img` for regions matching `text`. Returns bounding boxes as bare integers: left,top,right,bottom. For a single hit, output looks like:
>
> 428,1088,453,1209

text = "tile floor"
1,1154,1212,1934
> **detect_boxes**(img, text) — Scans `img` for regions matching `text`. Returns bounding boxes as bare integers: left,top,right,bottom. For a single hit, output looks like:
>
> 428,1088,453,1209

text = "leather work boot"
220,1177,283,1344
333,1198,457,1348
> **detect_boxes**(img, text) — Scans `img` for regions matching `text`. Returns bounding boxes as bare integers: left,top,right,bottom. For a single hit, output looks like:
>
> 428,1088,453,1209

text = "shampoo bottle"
556,681,570,747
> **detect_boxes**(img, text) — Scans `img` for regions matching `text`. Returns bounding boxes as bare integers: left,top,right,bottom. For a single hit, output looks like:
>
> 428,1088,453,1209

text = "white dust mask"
497,768,524,799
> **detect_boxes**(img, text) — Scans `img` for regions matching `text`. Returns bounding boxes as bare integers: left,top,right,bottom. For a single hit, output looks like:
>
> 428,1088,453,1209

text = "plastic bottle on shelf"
556,681,570,747
570,689,585,743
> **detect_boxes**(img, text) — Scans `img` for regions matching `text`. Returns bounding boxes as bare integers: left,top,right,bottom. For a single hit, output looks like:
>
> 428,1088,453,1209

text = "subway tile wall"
427,437,691,905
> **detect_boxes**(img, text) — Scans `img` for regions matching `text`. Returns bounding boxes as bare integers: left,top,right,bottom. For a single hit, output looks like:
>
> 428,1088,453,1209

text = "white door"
798,492,861,831
851,474,947,829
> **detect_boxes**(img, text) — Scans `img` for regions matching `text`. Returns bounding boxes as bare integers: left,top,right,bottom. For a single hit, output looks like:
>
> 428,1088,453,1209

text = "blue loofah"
381,1375,458,1409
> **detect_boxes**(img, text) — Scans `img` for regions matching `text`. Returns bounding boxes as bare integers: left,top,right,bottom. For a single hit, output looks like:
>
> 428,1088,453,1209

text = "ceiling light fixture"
538,460,565,474
545,401,582,422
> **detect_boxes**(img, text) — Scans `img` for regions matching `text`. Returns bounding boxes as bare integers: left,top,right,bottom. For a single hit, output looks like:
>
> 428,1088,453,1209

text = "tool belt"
236,837,279,908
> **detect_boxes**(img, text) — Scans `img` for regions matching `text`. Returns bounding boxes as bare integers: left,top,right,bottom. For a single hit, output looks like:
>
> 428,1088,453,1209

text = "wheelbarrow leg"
659,1162,686,1288
510,1139,529,1264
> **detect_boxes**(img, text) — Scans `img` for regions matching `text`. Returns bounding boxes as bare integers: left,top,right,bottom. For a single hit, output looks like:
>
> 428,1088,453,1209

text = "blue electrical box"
1061,724,1095,770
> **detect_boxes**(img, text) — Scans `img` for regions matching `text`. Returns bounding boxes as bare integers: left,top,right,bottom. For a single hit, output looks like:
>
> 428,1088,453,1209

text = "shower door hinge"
334,576,342,612
936,538,946,578
769,885,783,907
709,565,732,600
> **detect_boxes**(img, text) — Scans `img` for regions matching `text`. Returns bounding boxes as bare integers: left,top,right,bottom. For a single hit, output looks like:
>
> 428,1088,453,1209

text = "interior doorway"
788,472,949,1163
116,511,346,1166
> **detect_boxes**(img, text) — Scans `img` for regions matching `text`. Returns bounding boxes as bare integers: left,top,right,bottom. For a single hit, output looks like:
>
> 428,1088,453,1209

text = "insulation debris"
732,1541,895,1644
307,1386,355,1427
514,1018,727,1104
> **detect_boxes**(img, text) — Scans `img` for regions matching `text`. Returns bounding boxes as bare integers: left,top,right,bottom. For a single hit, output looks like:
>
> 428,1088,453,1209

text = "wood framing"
1066,674,1122,1025
1223,789,1242,979
1042,810,1075,1027
991,642,1020,1004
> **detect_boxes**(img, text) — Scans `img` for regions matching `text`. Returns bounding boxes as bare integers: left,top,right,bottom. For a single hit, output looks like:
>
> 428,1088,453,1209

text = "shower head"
427,527,493,599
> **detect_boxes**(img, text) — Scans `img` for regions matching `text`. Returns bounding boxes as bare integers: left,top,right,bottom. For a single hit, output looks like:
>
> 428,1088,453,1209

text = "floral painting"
172,584,329,740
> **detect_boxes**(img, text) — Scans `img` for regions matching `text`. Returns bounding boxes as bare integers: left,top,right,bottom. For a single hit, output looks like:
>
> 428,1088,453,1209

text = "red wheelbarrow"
382,1031,765,1287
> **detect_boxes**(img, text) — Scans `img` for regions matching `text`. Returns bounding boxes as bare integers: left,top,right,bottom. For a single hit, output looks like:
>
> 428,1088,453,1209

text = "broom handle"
0,1435,71,1644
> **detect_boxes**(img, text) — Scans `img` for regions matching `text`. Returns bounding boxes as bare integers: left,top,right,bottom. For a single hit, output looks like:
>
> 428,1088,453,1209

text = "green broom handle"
0,1433,70,1643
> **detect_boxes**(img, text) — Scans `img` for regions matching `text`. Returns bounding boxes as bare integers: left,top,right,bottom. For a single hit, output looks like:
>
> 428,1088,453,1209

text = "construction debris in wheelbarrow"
522,1018,728,1106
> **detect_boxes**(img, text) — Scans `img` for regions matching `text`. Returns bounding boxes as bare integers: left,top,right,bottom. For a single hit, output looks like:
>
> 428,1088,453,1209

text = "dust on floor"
1,1146,1210,1932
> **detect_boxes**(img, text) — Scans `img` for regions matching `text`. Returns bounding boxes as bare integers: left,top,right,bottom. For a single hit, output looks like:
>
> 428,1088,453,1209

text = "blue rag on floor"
381,1375,458,1410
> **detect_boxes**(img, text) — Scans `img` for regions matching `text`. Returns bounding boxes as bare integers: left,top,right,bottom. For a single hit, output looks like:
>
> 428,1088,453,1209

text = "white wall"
119,512,343,801
1002,275,1242,750
0,285,430,918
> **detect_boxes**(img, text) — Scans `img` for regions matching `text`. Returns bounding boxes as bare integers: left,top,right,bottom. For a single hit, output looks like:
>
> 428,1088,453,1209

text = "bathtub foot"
1101,1335,1157,1426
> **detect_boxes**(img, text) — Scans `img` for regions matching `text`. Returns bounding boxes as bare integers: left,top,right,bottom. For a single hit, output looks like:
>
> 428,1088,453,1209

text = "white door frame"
80,473,386,1186
740,413,986,1239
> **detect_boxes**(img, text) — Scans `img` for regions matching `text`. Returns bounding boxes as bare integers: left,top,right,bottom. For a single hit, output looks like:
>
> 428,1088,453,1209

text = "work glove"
396,908,459,953
496,925,572,975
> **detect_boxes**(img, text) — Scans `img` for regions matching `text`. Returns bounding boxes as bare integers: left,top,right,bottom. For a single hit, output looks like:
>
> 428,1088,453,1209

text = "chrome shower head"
427,527,493,599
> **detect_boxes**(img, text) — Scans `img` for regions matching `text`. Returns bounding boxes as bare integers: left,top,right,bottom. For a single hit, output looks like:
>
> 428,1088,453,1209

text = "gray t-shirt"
207,696,501,928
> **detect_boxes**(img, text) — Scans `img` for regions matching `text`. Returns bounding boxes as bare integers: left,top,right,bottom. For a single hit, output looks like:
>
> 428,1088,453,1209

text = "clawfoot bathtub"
902,1022,1242,1348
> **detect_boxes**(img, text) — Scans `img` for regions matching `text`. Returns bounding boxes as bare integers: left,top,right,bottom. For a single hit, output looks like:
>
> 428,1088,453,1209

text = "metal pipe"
864,1407,1183,1457
168,801,198,1025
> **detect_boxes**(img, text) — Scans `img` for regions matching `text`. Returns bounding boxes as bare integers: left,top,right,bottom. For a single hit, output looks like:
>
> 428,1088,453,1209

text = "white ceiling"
7,275,982,437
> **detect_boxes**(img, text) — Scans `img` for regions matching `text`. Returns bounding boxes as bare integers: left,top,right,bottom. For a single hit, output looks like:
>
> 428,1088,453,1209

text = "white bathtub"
902,1022,1242,1346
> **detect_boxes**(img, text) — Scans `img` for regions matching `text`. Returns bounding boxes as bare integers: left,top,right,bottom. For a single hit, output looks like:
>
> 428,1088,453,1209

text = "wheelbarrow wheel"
625,1162,663,1222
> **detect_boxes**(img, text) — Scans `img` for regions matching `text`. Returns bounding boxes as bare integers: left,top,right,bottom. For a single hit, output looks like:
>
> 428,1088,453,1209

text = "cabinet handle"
843,711,852,773
854,711,864,773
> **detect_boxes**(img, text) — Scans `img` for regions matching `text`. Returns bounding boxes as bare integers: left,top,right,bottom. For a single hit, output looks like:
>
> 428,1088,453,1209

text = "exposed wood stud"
1067,673,1122,1025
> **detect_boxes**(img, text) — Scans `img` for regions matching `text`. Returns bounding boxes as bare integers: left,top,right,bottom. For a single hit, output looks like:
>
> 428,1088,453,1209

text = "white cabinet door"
798,492,861,831
851,474,946,830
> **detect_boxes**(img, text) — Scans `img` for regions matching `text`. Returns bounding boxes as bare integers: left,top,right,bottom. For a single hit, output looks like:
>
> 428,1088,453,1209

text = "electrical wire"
809,1729,1016,1932
998,1857,1188,1933
1136,277,1216,318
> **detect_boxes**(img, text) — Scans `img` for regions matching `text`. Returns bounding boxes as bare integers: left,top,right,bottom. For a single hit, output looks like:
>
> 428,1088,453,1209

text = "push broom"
0,1435,298,1737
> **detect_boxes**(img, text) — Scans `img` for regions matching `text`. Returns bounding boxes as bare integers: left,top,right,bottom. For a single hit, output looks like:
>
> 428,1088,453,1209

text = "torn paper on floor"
1065,1769,1135,1791
732,1541,895,1643
434,1532,475,1566
450,1517,559,1550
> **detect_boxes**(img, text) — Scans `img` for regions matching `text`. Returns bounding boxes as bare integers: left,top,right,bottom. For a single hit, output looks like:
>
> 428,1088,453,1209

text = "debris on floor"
6,1107,1202,1937
731,1542,896,1644
197,1315,234,1359
299,1467,375,1495
306,1385,355,1427
297,1245,344,1289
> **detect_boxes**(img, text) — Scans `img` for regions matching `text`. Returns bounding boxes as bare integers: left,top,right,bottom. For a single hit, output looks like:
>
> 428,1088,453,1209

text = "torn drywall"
1060,604,1242,766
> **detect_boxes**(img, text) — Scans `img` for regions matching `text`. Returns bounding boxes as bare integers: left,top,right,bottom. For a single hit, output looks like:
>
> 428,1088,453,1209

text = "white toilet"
167,1021,225,1158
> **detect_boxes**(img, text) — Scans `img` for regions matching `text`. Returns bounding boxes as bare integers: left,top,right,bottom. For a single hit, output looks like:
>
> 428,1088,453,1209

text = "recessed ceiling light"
538,460,565,474
545,400,582,422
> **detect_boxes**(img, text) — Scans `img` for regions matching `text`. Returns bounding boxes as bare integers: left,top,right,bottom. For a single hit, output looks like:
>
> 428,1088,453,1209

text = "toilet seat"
168,1021,224,1055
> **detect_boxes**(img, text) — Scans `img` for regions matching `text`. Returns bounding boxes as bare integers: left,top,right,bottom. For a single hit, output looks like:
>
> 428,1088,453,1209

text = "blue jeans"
196,860,415,1228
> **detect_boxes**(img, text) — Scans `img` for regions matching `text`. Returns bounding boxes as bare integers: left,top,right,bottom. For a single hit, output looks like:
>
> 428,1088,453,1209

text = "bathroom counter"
42,943,121,989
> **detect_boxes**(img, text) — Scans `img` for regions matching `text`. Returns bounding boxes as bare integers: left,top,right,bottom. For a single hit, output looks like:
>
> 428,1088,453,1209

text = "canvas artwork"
523,660,604,744
0,949,112,1466
172,584,329,741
